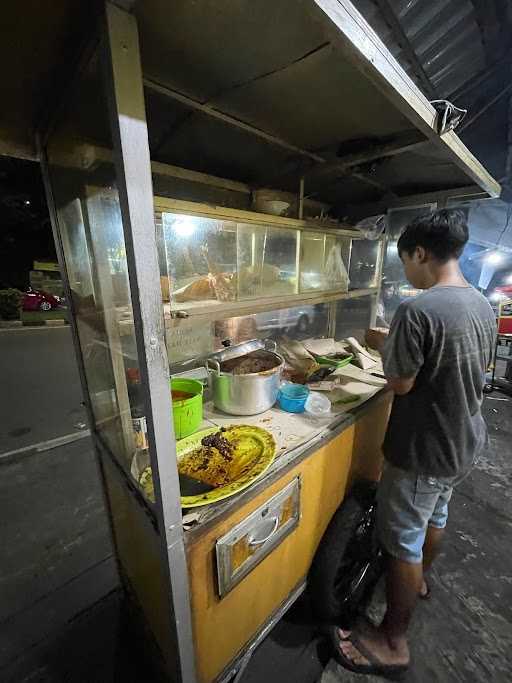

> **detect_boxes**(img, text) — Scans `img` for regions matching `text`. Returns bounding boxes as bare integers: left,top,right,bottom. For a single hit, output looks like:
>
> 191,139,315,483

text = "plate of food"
139,425,276,508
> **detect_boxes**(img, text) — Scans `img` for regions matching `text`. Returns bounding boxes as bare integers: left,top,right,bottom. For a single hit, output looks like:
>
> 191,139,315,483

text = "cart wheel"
308,480,383,627
483,383,494,394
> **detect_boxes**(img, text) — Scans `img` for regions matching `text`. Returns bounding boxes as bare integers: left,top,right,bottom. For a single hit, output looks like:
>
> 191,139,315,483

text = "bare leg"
420,526,445,596
339,556,419,666
381,557,422,646
423,525,445,570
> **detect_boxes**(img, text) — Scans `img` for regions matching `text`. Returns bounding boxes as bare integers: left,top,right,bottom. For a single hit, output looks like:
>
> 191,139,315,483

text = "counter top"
183,387,389,539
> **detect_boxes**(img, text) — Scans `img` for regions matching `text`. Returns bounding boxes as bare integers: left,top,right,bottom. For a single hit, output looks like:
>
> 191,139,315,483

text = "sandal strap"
340,631,410,670
348,634,388,668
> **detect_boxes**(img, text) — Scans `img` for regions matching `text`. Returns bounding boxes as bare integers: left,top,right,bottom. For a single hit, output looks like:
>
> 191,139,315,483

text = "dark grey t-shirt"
382,286,496,477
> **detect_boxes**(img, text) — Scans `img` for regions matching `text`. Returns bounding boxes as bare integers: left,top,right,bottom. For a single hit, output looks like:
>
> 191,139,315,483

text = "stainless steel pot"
206,340,284,415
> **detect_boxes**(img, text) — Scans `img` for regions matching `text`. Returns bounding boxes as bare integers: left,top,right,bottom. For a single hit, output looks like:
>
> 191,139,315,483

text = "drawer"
215,477,301,597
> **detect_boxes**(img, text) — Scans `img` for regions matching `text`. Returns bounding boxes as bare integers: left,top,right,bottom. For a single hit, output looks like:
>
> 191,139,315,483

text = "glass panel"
160,214,357,309
45,49,153,495
162,213,237,310
300,232,350,292
237,224,298,299
166,305,330,378
335,296,374,341
384,205,435,284
167,317,216,366
383,205,435,321
213,303,329,346
349,240,381,289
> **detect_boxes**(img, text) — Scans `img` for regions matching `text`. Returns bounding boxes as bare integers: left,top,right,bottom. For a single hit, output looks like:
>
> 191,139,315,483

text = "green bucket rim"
170,378,203,404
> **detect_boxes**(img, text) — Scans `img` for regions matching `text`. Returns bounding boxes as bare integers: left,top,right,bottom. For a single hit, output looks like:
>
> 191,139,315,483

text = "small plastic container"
305,391,331,418
277,383,310,413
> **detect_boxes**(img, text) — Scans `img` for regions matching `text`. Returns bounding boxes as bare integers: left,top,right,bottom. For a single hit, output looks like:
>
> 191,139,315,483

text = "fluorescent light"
506,273,512,284
173,217,195,238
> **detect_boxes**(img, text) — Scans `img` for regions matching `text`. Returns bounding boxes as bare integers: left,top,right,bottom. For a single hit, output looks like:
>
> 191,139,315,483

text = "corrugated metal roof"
355,0,486,98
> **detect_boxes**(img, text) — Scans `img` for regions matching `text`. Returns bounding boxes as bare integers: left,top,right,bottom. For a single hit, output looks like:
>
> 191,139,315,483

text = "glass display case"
45,55,147,476
237,223,298,299
159,206,358,313
162,213,237,307
335,296,375,341
299,232,350,292
47,133,383,498
349,239,382,290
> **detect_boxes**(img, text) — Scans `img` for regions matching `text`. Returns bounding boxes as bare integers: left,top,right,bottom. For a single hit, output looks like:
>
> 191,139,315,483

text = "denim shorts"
376,462,468,564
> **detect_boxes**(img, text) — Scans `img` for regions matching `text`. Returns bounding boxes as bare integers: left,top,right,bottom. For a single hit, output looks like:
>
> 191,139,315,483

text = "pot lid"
208,339,264,363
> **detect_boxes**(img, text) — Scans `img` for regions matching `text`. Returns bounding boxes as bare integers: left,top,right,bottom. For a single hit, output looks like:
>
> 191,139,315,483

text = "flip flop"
331,627,409,681
336,615,377,641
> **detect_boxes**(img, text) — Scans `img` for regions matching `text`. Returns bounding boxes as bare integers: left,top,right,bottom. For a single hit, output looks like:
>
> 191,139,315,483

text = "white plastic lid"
305,391,331,417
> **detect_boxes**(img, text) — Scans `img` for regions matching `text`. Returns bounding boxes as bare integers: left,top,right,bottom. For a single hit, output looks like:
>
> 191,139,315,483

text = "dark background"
0,157,56,290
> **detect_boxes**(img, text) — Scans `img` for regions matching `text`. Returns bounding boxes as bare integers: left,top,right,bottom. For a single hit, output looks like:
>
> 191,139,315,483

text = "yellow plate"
138,425,276,508
177,425,276,508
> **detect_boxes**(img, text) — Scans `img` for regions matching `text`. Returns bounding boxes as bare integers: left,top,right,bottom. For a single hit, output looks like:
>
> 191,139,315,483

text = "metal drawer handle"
247,516,279,546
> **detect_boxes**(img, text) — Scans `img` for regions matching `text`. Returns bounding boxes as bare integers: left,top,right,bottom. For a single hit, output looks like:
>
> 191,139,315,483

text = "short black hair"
397,209,468,262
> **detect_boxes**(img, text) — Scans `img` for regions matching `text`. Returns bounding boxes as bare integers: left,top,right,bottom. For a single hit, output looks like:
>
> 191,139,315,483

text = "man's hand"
365,327,389,353
386,375,416,395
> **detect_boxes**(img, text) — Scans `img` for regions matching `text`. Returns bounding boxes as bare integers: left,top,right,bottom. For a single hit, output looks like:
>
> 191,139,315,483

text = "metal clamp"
169,309,189,319
248,516,279,546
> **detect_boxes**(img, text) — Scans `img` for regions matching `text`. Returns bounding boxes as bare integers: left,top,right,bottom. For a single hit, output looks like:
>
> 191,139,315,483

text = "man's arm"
365,328,388,354
365,328,417,395
386,375,416,395
366,302,425,395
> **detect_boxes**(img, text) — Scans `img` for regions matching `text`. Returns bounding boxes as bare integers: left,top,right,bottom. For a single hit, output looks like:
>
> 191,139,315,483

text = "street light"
485,251,502,265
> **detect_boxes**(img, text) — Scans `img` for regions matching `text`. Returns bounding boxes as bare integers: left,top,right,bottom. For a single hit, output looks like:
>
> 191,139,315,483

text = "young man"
334,210,496,678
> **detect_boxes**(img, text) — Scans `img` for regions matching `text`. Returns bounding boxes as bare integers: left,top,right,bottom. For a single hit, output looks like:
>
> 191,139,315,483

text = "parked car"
22,288,64,312
255,305,316,334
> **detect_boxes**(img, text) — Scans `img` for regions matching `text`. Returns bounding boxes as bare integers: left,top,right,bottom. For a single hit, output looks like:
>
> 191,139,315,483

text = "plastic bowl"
305,391,331,417
170,378,203,439
277,383,310,413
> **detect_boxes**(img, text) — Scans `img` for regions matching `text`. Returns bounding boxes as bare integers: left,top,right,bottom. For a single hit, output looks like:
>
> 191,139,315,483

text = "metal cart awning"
0,0,501,209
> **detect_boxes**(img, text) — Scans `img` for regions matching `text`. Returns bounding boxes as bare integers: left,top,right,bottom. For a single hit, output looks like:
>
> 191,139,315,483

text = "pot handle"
264,339,285,368
206,359,221,376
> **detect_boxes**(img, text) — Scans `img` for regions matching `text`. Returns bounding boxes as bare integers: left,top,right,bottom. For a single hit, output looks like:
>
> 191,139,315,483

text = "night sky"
0,157,56,290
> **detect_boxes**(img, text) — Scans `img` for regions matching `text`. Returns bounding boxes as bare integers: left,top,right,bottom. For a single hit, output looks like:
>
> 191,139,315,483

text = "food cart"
7,1,499,681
